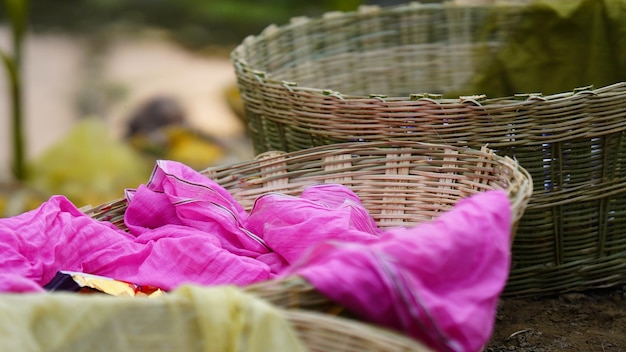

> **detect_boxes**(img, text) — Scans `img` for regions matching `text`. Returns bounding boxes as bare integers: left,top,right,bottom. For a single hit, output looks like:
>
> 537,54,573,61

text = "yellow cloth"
0,285,307,352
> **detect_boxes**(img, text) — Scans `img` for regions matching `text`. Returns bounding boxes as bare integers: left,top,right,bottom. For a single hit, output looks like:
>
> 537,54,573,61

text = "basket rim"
233,48,626,106
231,1,626,105
84,140,533,236
286,309,434,352
210,140,531,203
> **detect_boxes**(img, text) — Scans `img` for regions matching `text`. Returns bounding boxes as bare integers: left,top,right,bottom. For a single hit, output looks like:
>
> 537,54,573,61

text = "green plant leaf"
3,0,29,46
0,51,17,85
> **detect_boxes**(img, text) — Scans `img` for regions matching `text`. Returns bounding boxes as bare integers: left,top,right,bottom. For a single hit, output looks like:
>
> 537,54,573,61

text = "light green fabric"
465,0,626,97
0,285,307,352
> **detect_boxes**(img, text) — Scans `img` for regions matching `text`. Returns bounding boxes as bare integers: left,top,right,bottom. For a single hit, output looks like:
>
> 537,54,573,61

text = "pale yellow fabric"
0,285,307,352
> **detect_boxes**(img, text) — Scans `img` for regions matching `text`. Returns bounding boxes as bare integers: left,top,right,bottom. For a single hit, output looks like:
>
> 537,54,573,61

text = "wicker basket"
230,1,626,296
87,140,531,235
86,141,532,345
287,310,433,352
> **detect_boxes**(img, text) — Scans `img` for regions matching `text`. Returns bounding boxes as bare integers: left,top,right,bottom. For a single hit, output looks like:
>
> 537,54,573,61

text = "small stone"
560,293,588,303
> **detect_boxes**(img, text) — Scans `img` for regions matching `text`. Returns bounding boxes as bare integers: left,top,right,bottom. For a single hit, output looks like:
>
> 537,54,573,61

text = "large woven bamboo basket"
86,141,532,346
230,1,626,296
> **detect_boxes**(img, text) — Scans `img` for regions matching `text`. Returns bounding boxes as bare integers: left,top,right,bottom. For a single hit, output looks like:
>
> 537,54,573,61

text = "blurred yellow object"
26,118,153,208
0,183,49,217
224,84,247,127
128,125,225,171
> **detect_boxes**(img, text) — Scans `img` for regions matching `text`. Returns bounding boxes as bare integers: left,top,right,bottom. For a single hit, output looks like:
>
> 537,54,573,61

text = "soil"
486,288,626,352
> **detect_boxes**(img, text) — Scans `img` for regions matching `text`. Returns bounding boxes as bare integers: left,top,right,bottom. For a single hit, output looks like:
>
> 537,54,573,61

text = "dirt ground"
486,288,626,351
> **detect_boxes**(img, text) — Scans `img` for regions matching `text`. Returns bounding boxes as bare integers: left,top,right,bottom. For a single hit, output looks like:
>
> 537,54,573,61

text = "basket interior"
233,2,626,99
87,141,531,236
202,141,530,229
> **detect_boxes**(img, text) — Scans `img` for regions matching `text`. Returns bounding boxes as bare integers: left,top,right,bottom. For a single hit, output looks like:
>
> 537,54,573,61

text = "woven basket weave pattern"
86,141,532,321
231,2,626,296
88,141,531,231
287,310,432,352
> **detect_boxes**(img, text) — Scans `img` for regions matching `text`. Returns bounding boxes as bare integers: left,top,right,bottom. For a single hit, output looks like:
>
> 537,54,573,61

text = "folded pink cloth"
292,190,512,352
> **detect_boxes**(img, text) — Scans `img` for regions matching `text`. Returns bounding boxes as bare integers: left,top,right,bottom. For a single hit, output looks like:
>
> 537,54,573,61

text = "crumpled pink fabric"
291,190,512,352
246,184,382,264
0,194,272,292
0,159,512,351
0,160,380,292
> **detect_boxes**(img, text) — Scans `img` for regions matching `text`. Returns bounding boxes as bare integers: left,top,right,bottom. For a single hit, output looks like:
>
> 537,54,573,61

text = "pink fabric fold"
125,160,262,257
292,190,512,352
0,196,134,292
0,159,512,351
246,184,382,264
0,195,273,292
0,161,383,292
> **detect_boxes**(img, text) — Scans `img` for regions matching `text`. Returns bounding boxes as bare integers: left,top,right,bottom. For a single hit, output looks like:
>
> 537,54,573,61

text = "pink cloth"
246,184,382,264
0,160,380,292
0,159,512,351
0,195,272,292
292,190,512,352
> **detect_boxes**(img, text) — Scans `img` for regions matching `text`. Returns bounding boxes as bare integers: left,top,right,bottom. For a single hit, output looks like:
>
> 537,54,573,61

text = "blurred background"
0,0,374,215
